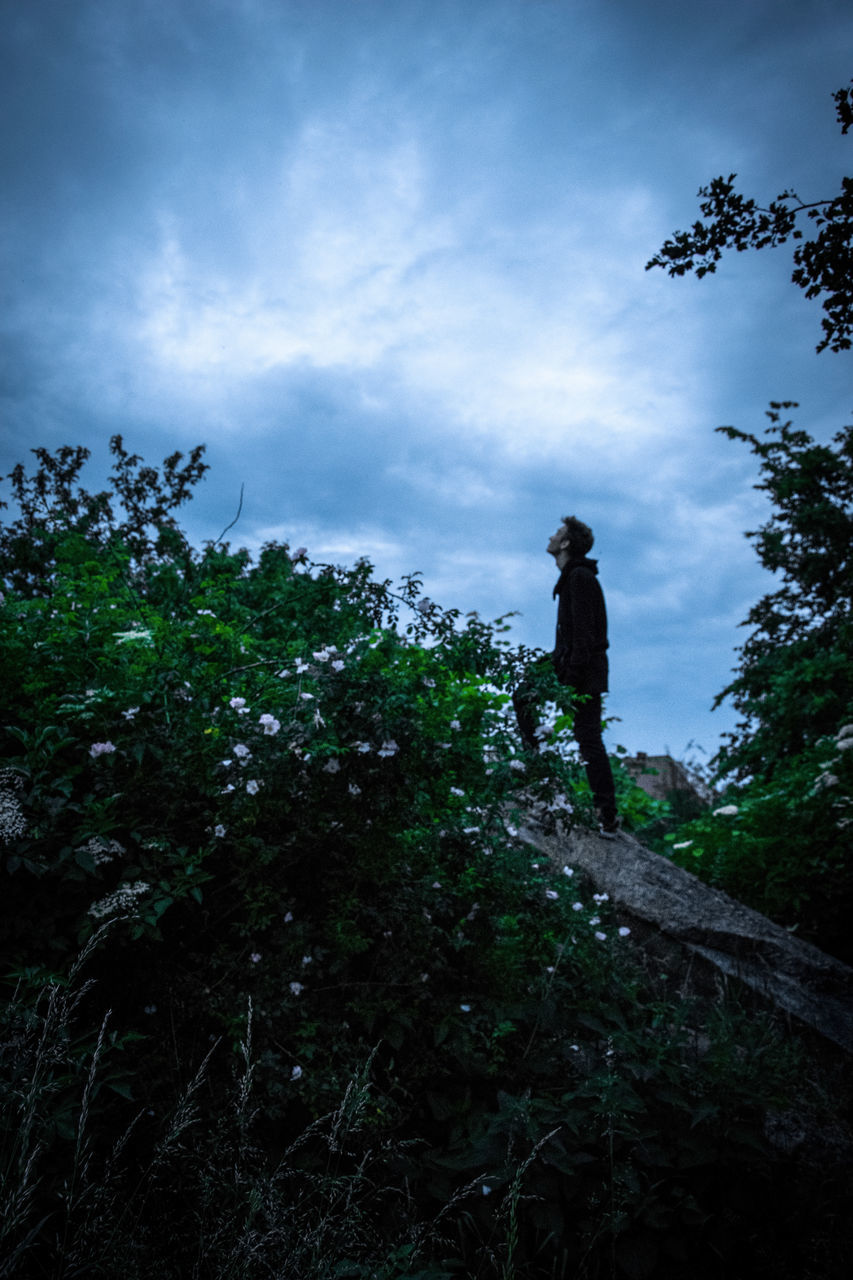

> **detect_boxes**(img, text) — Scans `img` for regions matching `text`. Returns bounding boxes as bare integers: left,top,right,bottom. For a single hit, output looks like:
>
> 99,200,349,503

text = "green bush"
660,724,853,962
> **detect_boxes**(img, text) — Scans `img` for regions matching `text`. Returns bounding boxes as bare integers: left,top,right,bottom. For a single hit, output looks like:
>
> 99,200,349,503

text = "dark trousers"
572,693,617,823
512,682,616,822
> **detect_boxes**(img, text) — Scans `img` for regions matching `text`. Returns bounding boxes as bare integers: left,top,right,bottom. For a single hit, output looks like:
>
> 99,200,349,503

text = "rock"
519,820,853,1055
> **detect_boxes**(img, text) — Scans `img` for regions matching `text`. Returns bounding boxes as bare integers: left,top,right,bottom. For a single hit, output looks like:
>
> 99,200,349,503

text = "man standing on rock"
514,515,619,838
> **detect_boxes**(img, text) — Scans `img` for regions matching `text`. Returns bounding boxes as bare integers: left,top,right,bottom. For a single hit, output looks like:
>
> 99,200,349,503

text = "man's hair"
561,515,594,556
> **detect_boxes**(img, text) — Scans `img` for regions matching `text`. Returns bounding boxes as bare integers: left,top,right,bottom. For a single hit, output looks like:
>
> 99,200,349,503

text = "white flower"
250,952,262,964
302,954,312,966
594,931,607,941
144,1004,157,1014
450,787,465,797
331,659,345,671
378,739,399,758
354,741,371,753
323,758,341,773
89,741,116,758
592,893,609,904
259,714,281,735
449,720,461,730
508,759,526,772
422,676,436,688
222,784,235,794
229,697,248,712
348,783,362,796
214,825,226,838
284,911,294,923
572,902,583,912
246,779,261,795
79,836,124,865
618,926,631,937
300,692,314,700
545,889,559,900
113,628,153,644
313,649,331,662
589,916,600,926
562,866,574,877
88,881,151,919
290,1065,303,1080
459,1004,471,1013
289,982,303,996
835,739,853,751
673,840,693,850
121,706,140,720
713,804,739,817
294,659,311,674
481,1184,492,1196
233,744,251,762
431,881,442,889
197,609,215,617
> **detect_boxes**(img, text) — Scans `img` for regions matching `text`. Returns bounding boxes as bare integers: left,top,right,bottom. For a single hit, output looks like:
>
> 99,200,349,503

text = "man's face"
547,524,569,558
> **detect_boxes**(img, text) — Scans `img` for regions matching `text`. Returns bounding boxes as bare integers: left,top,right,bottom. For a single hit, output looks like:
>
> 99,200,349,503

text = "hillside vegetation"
0,441,848,1279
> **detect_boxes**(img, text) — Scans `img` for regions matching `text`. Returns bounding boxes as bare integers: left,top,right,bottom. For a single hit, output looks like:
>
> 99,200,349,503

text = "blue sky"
2,0,851,757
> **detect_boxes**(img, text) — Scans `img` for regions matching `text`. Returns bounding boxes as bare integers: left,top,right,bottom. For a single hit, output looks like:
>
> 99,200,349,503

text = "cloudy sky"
2,0,851,758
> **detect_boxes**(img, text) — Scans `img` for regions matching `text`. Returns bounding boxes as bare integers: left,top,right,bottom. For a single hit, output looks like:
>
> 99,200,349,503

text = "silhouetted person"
514,515,619,837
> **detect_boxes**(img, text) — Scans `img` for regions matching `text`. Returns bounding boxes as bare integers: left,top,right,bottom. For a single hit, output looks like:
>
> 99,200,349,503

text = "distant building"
623,752,711,807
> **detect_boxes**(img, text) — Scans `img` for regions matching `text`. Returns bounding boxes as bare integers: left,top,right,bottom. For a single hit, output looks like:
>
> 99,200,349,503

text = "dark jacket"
552,557,609,693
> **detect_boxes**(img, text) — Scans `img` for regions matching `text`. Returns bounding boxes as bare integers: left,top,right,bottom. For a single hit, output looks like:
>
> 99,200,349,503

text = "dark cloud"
2,0,851,753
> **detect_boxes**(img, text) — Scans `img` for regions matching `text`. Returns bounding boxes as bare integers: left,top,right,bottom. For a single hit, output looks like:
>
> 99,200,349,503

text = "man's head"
547,515,594,562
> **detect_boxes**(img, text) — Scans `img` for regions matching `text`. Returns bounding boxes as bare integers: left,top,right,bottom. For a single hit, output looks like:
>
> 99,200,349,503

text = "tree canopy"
647,80,853,353
713,403,853,782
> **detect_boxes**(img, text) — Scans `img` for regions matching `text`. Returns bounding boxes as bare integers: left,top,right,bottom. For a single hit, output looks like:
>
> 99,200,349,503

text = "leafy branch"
646,80,853,353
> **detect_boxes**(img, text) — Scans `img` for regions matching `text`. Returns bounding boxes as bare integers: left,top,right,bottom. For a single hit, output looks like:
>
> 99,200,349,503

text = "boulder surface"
519,820,853,1055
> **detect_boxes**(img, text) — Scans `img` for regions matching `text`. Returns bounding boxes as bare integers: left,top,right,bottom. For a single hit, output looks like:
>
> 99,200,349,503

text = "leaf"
107,1080,135,1100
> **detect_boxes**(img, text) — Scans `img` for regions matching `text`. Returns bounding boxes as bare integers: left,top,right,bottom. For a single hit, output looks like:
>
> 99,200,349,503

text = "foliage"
646,79,853,352
0,434,208,598
661,723,853,961
649,405,853,960
712,404,853,783
1,444,849,1277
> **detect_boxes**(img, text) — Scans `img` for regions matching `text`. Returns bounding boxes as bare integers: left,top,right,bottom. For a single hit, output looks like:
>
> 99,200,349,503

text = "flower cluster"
79,836,125,866
0,772,26,844
88,881,151,919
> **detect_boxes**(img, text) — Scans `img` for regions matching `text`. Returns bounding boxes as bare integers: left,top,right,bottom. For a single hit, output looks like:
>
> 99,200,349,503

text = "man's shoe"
597,814,620,840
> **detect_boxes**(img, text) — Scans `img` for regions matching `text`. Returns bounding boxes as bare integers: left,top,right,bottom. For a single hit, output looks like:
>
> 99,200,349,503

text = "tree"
0,434,209,596
646,80,853,353
712,403,853,782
